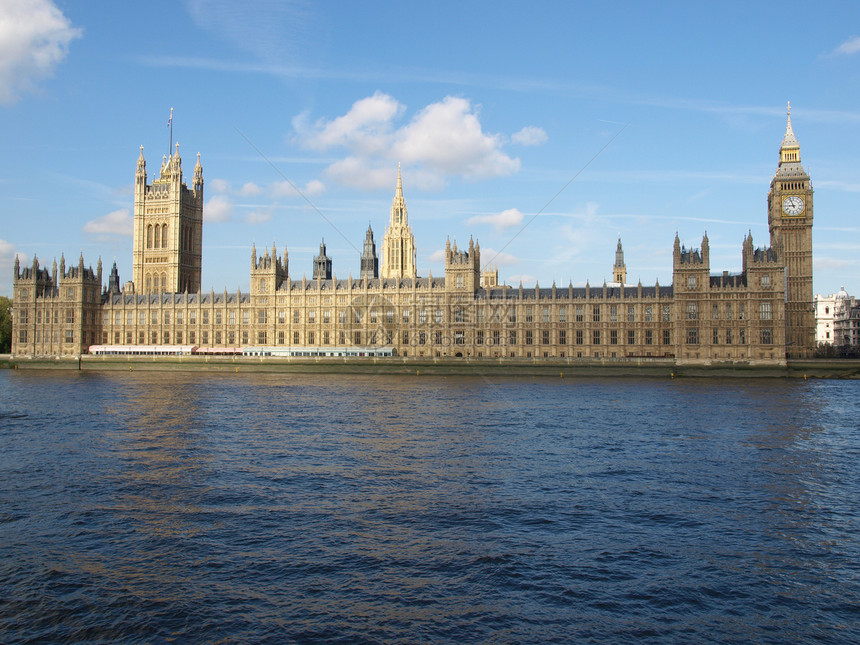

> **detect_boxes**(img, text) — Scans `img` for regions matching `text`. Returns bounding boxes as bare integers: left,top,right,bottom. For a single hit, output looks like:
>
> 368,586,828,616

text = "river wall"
2,354,859,378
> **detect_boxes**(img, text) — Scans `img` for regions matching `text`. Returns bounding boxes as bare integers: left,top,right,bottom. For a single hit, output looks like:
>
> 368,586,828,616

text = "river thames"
1,370,858,643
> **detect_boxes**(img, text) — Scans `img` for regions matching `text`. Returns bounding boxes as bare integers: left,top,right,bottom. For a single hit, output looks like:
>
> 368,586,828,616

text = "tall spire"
381,164,417,279
778,101,802,167
193,152,203,191
136,146,147,192
613,236,626,284
782,101,798,148
313,239,332,280
361,224,379,279
391,162,407,226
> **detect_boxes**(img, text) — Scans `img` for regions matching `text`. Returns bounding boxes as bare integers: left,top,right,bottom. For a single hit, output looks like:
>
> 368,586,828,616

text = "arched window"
161,273,167,290
146,274,152,290
147,225,153,249
154,224,161,248
162,223,168,248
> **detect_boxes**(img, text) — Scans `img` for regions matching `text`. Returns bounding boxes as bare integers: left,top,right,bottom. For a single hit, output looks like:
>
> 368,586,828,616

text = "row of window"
17,326,773,350
99,328,677,348
23,299,779,333
685,275,772,289
21,301,773,332
18,287,99,302
686,328,773,345
685,302,773,321
20,309,100,325
100,303,682,327
18,329,94,346
93,326,777,349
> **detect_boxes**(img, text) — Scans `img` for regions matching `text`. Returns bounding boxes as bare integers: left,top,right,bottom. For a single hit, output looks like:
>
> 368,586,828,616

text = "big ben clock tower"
768,102,814,358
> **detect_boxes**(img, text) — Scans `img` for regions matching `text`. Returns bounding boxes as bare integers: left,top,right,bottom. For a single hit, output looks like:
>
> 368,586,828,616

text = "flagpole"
168,107,174,157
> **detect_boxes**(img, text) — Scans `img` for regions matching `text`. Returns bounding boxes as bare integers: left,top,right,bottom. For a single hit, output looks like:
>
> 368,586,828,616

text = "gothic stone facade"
11,111,813,363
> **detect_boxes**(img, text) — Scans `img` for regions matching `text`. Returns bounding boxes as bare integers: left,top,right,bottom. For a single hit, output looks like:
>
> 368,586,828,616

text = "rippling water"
1,370,859,643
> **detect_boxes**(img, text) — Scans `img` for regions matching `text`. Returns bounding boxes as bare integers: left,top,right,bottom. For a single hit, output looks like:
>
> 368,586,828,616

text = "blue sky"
2,0,859,297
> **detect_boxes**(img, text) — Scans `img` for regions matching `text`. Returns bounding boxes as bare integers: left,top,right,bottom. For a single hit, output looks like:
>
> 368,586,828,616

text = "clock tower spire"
768,102,814,358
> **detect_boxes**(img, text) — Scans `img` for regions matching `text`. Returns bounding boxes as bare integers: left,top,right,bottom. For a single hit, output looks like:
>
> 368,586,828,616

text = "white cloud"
393,96,520,180
478,247,519,267
304,179,325,196
0,0,81,105
297,91,403,153
246,207,273,224
552,202,609,266
239,182,262,196
467,208,524,231
83,209,133,236
209,178,231,193
271,180,299,197
295,93,521,190
511,126,547,146
428,249,446,263
325,157,399,191
271,178,327,198
205,195,234,222
832,35,860,56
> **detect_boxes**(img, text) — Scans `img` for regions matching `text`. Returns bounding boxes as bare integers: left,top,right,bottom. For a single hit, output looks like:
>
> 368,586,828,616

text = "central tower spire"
381,164,417,279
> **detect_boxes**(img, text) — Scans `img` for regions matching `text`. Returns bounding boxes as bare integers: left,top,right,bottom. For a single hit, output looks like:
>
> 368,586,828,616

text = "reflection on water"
1,371,859,643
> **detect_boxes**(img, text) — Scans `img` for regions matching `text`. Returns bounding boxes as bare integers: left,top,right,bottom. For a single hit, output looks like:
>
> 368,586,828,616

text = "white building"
847,304,860,349
814,287,853,347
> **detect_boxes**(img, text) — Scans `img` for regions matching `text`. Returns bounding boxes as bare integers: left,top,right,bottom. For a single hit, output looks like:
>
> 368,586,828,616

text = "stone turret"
108,261,121,295
313,240,332,280
360,224,379,280
613,237,626,284
445,236,481,292
250,241,289,294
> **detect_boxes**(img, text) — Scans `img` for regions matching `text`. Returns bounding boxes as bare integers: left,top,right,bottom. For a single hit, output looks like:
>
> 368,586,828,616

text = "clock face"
782,195,805,216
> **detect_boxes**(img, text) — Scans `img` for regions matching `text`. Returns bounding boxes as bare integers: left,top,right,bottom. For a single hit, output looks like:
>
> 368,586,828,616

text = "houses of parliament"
11,108,815,363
